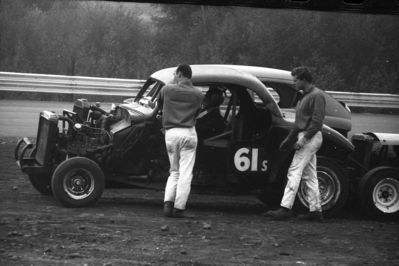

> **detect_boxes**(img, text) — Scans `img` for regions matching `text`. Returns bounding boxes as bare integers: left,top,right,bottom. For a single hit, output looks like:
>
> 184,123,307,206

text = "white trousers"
164,127,197,210
281,131,323,212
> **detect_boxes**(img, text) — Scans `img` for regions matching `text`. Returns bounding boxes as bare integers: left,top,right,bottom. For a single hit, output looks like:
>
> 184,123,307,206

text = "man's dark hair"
291,66,312,83
176,64,192,79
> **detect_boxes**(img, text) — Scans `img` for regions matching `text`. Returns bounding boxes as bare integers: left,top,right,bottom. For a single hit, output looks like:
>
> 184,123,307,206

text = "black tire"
28,174,53,195
358,167,399,219
51,157,105,208
295,156,349,217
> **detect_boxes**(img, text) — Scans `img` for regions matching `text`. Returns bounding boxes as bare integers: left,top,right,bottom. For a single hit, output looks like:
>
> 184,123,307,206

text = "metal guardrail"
1,71,399,109
324,91,399,109
0,72,145,97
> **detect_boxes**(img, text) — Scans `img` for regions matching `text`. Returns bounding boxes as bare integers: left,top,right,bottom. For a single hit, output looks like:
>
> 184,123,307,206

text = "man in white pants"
266,66,326,221
158,64,203,218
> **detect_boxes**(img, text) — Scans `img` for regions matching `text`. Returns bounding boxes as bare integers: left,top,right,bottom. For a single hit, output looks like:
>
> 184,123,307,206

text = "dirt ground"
1,139,399,266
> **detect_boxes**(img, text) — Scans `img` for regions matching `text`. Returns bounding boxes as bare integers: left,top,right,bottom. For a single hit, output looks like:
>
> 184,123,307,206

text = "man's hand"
160,128,165,135
294,136,306,150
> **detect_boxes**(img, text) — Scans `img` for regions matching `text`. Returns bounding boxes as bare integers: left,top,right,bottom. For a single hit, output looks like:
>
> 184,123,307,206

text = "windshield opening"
133,78,164,109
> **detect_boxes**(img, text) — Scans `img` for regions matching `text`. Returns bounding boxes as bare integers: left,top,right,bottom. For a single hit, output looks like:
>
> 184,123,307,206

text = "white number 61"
234,147,268,172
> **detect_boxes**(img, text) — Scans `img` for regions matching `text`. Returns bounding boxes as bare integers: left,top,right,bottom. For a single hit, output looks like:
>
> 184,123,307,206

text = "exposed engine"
57,99,117,165
56,98,160,171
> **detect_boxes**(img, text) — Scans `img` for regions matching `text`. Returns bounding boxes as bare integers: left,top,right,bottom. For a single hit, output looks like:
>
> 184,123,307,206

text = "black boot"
163,201,174,217
264,207,293,220
172,208,185,218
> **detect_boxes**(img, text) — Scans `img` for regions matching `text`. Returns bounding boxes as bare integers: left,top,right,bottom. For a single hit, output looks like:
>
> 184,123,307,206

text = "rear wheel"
51,157,105,208
28,174,52,195
358,167,399,219
296,156,349,217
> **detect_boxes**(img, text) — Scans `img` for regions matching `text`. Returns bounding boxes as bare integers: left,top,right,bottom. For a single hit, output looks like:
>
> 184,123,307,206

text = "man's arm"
304,93,326,140
286,125,299,143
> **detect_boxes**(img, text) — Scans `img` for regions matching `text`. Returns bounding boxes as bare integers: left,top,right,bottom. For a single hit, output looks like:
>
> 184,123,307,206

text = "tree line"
0,0,398,93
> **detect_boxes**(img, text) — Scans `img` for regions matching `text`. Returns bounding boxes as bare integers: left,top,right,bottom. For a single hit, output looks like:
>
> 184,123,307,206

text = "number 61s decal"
234,147,268,172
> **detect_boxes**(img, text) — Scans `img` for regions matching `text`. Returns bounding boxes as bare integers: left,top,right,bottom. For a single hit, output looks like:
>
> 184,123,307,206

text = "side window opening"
195,84,273,145
263,82,297,108
196,84,229,135
196,84,232,148
267,88,280,105
229,87,272,141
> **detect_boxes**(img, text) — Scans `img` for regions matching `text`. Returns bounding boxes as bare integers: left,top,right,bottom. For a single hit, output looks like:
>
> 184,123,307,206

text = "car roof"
151,65,283,117
200,64,294,84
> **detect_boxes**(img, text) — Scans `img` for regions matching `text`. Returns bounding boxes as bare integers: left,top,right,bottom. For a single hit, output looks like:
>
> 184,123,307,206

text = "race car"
14,65,397,218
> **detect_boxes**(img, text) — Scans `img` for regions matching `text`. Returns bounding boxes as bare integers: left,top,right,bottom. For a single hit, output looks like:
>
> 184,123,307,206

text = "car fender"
365,132,399,146
322,124,354,152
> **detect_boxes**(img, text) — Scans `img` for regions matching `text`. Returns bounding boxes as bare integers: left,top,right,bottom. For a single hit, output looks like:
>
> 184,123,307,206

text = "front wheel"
296,156,349,217
358,167,399,219
51,157,105,208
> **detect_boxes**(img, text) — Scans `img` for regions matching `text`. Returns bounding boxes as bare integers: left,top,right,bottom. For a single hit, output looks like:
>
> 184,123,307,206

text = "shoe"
297,211,323,222
264,207,293,220
172,208,185,218
163,201,174,217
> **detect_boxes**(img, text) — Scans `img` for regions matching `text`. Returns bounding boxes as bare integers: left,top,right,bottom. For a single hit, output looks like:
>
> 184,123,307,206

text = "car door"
227,87,274,186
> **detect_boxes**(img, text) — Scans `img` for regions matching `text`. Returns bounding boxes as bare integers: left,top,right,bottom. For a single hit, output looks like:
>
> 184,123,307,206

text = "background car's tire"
28,174,52,195
358,167,399,219
295,156,349,217
51,157,105,208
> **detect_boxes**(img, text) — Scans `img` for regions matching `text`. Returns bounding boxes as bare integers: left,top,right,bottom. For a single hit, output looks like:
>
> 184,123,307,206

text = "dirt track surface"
1,139,399,266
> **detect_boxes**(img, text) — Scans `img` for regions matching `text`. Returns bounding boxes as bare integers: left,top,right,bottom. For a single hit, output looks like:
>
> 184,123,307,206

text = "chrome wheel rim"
372,178,399,214
298,170,340,210
63,168,94,200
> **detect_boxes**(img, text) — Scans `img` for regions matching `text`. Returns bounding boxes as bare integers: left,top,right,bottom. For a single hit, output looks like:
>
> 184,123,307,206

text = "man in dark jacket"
158,64,204,218
196,86,225,140
266,66,326,221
